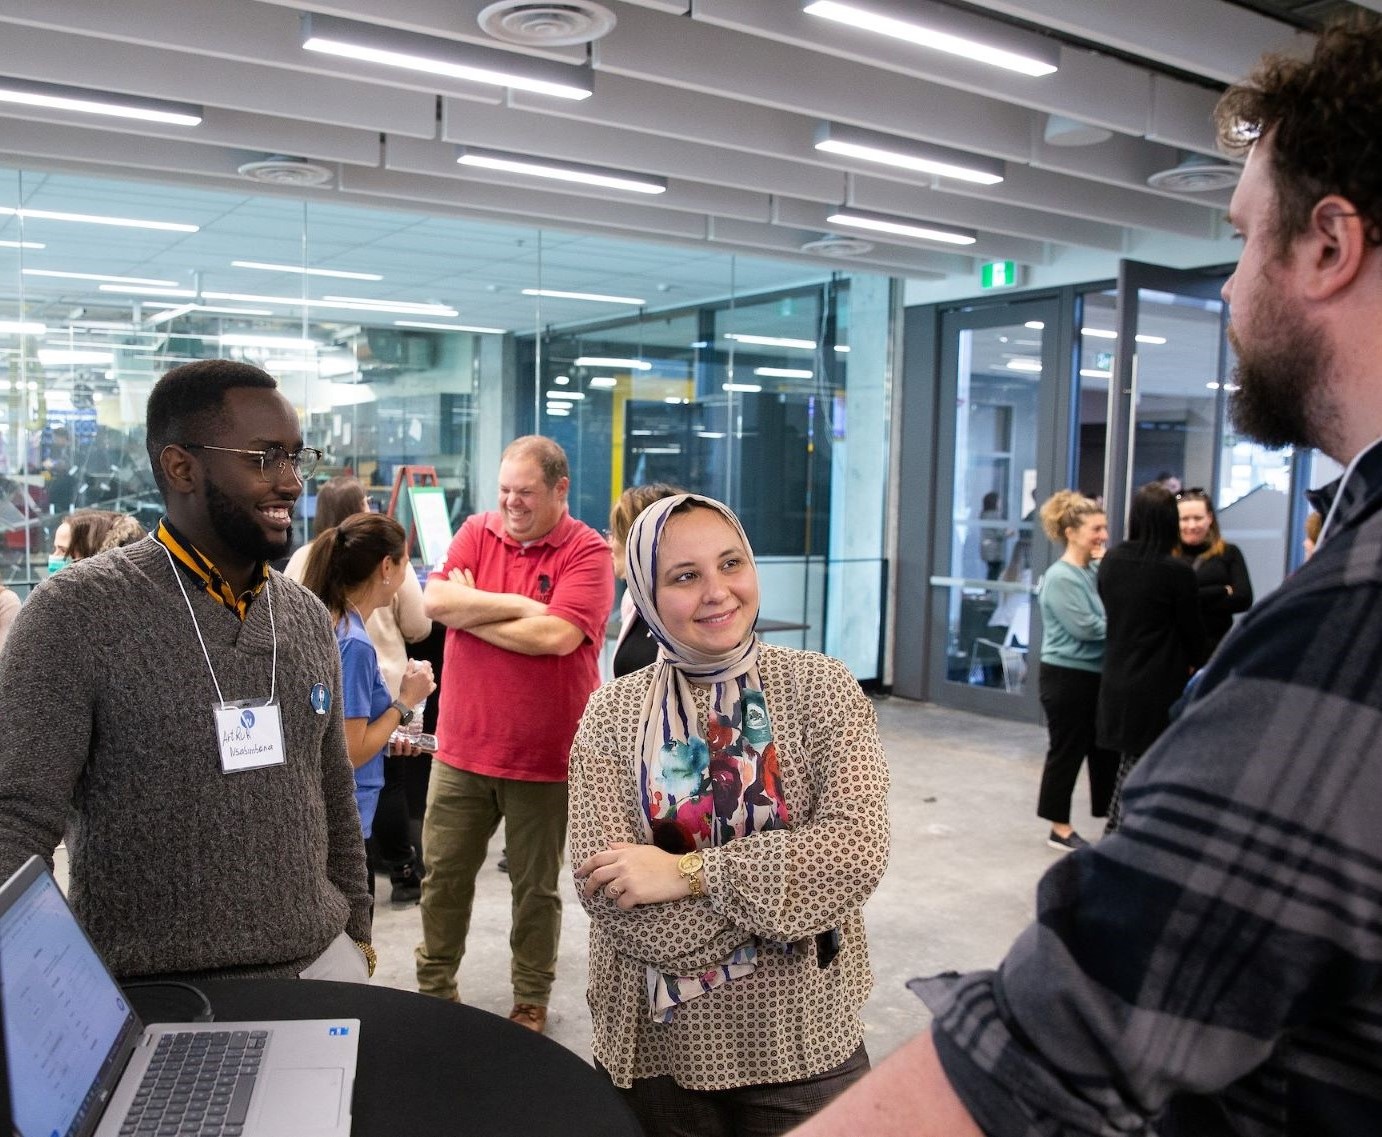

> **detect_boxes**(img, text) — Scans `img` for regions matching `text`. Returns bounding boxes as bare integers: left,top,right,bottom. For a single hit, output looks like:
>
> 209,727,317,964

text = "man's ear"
1303,195,1368,301
160,444,198,494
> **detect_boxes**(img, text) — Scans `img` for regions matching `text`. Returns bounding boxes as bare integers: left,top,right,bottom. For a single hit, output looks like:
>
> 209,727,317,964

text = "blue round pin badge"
311,683,330,715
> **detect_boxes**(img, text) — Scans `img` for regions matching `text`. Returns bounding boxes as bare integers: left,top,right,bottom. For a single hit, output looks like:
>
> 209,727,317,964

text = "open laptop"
0,855,359,1137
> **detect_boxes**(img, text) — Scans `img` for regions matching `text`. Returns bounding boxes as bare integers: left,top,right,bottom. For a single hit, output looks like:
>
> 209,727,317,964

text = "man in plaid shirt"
794,17,1382,1137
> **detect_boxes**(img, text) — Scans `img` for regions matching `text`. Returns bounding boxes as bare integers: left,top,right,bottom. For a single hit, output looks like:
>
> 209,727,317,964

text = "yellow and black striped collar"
154,518,269,621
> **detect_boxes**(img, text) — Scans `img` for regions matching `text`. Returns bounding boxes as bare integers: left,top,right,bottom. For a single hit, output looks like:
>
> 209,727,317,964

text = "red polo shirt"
431,510,612,782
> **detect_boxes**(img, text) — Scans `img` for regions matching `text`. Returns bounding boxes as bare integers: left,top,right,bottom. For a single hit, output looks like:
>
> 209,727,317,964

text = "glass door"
1108,261,1294,597
927,297,1065,719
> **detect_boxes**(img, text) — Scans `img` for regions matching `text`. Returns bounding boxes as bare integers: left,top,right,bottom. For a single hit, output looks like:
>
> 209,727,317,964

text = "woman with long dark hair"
1096,483,1204,832
1174,488,1253,658
287,477,433,900
302,513,435,882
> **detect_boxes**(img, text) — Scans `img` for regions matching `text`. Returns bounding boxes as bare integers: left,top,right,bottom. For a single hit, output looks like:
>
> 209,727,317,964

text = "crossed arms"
423,567,584,656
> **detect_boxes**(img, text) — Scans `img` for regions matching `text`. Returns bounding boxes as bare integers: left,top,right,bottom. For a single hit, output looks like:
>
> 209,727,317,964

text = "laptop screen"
0,860,140,1137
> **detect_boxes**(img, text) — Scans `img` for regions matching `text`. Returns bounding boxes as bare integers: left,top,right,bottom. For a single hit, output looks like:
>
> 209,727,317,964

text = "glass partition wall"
0,165,892,679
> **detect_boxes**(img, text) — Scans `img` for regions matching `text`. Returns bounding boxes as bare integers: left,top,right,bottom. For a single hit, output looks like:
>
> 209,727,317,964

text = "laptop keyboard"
118,1028,269,1137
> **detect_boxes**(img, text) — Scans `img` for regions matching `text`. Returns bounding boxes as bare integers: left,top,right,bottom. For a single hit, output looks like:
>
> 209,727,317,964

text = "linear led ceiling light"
827,208,976,246
301,14,593,100
522,288,646,305
0,207,198,233
803,1,1059,77
814,122,1004,185
0,77,202,125
755,367,814,378
723,333,817,350
574,356,651,369
395,320,506,334
0,240,44,249
457,147,666,195
195,291,459,318
23,269,180,287
232,260,383,281
0,321,46,335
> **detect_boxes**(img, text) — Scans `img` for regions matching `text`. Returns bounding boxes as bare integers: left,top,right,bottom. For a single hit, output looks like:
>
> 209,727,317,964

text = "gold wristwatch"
354,939,378,978
677,851,705,899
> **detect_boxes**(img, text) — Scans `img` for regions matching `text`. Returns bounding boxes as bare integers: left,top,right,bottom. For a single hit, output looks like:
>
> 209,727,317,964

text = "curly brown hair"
1215,15,1382,255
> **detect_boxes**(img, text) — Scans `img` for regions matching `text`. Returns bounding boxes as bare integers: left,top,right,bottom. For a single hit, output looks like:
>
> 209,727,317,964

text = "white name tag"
214,700,287,773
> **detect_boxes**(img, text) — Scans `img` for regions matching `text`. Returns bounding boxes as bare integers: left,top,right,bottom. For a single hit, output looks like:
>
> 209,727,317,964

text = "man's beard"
205,474,289,563
1227,289,1336,452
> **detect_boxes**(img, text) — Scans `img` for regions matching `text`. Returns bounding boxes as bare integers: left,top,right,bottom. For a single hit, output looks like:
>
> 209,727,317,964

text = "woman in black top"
1097,483,1205,832
1175,489,1253,659
608,483,684,677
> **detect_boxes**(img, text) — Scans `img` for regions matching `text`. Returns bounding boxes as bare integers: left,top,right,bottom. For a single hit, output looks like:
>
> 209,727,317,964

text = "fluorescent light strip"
574,356,651,370
1006,359,1042,372
0,240,44,249
1081,328,1169,346
588,376,618,388
0,321,49,335
0,78,202,125
546,406,571,416
395,320,506,334
301,14,592,101
544,390,585,400
522,288,645,306
0,206,198,233
145,304,276,325
1080,368,1112,379
553,375,570,384
754,367,814,378
232,260,383,281
724,333,817,350
202,291,458,317
828,209,976,245
24,268,180,287
98,284,198,297
722,382,763,393
1024,321,1044,330
813,123,1004,185
803,1,1059,76
458,148,665,195
834,345,850,352
220,334,318,350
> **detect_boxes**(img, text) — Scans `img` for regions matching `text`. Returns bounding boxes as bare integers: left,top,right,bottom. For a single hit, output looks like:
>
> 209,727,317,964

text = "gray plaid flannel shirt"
919,438,1382,1137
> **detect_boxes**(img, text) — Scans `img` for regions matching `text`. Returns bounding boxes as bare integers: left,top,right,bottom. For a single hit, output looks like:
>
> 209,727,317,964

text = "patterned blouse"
568,644,891,1090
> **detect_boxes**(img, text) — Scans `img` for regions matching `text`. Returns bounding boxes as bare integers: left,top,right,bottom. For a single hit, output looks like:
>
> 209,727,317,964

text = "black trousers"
600,1043,869,1137
1037,663,1119,825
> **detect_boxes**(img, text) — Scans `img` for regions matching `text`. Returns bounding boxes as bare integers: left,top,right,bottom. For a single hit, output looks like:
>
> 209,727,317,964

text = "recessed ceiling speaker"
800,235,875,258
236,155,334,186
1146,152,1240,192
478,2,617,46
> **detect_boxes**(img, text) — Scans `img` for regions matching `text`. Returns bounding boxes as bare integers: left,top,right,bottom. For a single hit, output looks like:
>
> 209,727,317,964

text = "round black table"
127,980,640,1137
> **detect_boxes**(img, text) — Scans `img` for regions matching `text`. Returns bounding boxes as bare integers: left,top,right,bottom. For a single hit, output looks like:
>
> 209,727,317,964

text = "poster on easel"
406,485,453,567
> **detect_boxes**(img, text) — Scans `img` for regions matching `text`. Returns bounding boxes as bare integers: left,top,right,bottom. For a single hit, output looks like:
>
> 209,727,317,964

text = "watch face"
678,852,704,874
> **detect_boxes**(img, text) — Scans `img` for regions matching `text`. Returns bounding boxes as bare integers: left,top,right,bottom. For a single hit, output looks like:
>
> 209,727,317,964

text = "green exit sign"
980,260,1023,289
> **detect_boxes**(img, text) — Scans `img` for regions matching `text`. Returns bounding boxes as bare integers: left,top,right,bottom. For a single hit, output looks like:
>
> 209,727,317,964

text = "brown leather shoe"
508,1002,548,1033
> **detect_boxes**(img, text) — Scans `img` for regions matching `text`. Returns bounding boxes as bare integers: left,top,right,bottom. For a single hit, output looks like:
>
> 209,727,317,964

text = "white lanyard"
161,540,277,709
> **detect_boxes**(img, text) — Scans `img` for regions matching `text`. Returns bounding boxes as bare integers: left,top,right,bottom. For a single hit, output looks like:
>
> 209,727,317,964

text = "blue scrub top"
336,609,390,838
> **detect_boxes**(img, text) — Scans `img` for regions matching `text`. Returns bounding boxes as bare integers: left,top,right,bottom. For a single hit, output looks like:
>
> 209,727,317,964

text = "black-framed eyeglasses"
182,443,322,482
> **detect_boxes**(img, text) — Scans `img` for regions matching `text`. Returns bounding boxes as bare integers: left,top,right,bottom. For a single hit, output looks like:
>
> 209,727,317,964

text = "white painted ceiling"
0,0,1337,335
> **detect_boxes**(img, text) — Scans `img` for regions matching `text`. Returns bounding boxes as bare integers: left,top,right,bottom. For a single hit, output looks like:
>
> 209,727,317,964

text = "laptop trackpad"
256,1067,344,1131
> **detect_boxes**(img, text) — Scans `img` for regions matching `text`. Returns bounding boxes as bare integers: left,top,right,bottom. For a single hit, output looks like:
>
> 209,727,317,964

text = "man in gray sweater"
0,360,373,980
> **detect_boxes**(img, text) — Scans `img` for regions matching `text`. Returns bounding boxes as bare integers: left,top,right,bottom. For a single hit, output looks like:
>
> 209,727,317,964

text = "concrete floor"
369,696,1098,1065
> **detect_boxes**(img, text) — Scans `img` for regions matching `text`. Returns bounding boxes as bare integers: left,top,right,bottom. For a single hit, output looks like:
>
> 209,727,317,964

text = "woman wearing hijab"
570,494,890,1137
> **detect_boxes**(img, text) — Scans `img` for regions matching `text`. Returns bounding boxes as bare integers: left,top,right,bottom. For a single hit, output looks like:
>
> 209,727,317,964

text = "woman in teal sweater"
1035,491,1118,851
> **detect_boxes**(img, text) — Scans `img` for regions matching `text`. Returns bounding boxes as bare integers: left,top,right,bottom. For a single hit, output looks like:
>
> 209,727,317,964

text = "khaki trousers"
415,762,568,1005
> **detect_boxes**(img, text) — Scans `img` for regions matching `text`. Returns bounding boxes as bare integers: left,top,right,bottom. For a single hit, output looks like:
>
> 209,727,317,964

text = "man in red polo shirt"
416,435,612,1033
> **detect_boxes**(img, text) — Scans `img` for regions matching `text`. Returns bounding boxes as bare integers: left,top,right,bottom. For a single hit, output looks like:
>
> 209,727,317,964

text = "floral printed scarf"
624,494,791,1021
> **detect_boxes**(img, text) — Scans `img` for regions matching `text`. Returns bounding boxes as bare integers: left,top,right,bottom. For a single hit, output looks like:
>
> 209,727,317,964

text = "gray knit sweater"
0,535,371,979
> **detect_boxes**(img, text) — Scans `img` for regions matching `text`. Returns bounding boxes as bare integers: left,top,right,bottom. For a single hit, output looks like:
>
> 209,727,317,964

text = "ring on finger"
606,883,621,898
